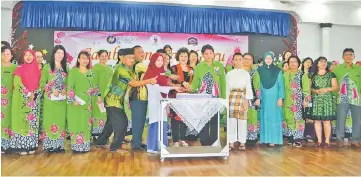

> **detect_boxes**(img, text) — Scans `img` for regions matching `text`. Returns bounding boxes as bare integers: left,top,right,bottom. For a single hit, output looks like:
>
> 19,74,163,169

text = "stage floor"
2,141,360,176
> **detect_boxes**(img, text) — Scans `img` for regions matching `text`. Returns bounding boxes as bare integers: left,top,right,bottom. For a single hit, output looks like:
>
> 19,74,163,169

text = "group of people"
1,39,361,156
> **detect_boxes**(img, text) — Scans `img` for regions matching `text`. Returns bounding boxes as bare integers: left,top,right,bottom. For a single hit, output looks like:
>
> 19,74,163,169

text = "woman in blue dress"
257,52,285,147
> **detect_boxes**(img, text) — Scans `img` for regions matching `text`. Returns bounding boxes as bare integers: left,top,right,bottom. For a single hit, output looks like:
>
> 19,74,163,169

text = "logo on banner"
106,36,117,44
149,35,161,45
187,37,198,46
118,36,137,44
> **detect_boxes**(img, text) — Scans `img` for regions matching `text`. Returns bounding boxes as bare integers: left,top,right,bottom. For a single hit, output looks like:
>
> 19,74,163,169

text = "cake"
176,93,213,99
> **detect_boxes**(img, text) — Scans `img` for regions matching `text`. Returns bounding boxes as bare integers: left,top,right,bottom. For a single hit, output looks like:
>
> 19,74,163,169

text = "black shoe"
140,144,147,151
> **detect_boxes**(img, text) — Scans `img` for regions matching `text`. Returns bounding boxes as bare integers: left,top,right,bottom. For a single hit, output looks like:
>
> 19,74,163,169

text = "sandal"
269,144,275,147
123,138,131,143
174,142,180,147
110,149,128,153
229,143,235,151
180,141,189,147
28,151,36,155
292,142,302,148
96,144,110,148
313,142,322,147
19,152,28,156
324,143,331,148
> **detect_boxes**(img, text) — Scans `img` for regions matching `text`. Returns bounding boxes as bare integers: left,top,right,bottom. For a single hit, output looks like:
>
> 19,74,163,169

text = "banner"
54,31,248,67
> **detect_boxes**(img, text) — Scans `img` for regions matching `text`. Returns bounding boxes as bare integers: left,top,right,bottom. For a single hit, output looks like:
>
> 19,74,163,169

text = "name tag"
160,73,165,76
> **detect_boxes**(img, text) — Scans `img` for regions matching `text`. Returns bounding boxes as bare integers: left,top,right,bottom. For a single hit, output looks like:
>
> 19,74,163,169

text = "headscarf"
143,53,168,86
13,49,41,92
257,51,281,89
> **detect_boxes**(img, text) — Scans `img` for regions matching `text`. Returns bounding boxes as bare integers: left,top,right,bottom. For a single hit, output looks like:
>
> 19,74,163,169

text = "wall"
330,25,361,62
1,8,13,42
297,23,321,59
297,23,361,62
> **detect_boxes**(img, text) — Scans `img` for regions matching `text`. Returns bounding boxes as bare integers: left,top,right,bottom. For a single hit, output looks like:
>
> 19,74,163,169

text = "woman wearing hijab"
257,52,285,147
40,45,68,153
145,53,180,153
10,49,42,155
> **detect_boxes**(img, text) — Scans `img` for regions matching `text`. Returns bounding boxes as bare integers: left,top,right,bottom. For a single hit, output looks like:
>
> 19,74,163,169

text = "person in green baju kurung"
10,49,42,155
40,45,68,152
1,46,17,153
190,44,226,146
67,51,101,153
91,50,113,137
283,56,311,147
241,53,261,141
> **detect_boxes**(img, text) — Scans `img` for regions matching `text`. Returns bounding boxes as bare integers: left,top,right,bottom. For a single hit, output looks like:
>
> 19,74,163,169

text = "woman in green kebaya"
40,45,68,153
67,51,101,153
10,49,42,155
1,46,17,153
91,50,113,137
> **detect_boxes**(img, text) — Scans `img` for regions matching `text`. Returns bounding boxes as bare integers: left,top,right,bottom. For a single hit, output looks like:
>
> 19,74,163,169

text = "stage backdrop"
53,31,248,67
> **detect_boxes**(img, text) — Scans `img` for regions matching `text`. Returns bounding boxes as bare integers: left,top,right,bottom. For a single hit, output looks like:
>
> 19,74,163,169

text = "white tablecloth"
166,99,225,134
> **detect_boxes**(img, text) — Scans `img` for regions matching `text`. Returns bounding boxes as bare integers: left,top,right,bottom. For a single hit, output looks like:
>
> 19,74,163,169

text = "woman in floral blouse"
1,46,17,153
191,44,226,146
283,56,311,148
40,45,68,153
67,51,101,153
10,49,41,155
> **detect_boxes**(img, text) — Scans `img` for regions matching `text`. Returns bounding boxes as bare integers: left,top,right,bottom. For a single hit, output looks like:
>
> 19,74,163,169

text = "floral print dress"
311,72,337,121
10,75,42,152
67,68,100,152
283,70,310,141
40,64,68,152
1,64,17,151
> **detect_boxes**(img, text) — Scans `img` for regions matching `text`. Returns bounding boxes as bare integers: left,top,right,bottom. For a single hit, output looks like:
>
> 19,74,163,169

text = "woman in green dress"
10,49,42,155
283,56,311,148
91,50,113,137
240,53,261,141
301,57,315,142
1,46,17,153
67,51,101,153
310,57,338,147
40,45,68,152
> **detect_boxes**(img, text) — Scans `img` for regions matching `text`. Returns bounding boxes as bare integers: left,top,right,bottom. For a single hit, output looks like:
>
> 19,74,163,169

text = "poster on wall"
54,31,248,67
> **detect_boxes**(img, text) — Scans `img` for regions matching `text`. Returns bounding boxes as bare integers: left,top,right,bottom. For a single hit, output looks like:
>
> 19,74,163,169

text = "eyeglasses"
343,53,354,57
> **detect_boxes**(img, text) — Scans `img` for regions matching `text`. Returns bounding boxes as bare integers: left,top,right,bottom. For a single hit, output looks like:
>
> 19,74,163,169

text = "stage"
2,141,360,176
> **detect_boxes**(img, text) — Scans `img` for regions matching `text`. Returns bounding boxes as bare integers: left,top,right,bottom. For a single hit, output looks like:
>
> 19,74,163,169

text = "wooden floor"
2,141,361,176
